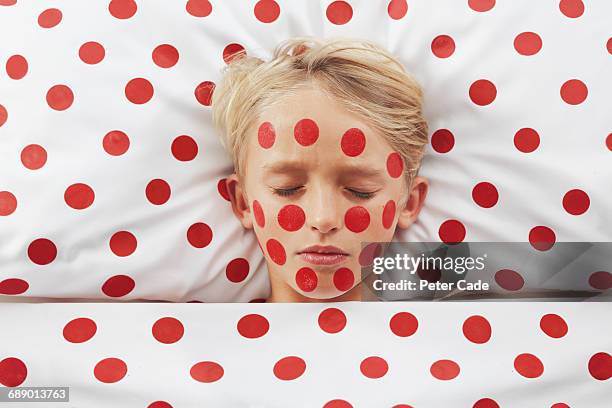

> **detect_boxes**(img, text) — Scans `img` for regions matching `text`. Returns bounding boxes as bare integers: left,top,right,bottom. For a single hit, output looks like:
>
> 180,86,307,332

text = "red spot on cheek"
358,243,383,267
344,206,370,233
266,239,286,265
295,267,318,292
277,204,305,231
258,121,275,149
386,152,404,178
252,200,265,227
333,267,354,291
382,200,396,229
293,118,319,146
340,128,366,157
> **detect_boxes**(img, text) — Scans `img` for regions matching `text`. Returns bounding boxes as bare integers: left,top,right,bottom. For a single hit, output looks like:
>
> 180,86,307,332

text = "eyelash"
272,187,376,200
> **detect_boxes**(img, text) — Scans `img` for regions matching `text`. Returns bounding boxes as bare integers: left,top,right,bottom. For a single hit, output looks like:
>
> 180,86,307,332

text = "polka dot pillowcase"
0,1,610,301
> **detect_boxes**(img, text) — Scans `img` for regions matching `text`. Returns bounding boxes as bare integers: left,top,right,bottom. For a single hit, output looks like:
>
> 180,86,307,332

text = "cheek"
277,204,306,232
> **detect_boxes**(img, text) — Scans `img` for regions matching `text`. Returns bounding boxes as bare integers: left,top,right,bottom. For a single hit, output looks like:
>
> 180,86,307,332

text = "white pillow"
1,0,609,302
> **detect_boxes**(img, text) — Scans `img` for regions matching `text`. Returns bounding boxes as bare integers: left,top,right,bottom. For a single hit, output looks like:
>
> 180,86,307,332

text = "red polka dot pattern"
529,226,556,251
237,314,269,339
469,0,495,12
63,318,97,343
152,44,179,68
540,314,568,338
152,317,184,344
389,312,418,337
324,400,353,408
294,118,319,146
333,267,354,291
326,1,353,25
360,356,388,379
277,204,306,232
146,179,171,205
340,128,366,157
226,258,250,283
190,361,224,383
186,0,212,18
382,200,396,229
588,271,612,290
171,135,198,161
296,267,318,292
562,189,589,215
514,128,540,153
560,79,588,105
462,315,492,344
0,104,7,127
38,8,62,28
358,243,383,266
252,200,265,227
125,78,154,104
344,206,370,233
386,152,404,178
266,239,286,265
217,178,230,201
273,356,306,380
514,353,544,378
387,0,408,20
469,79,497,106
473,398,500,408
187,222,213,248
0,278,28,295
0,191,17,216
109,231,137,257
258,121,275,148
472,182,498,208
431,35,455,58
94,357,128,383
46,84,74,110
318,308,347,334
559,0,584,18
101,275,135,297
495,269,525,291
64,183,95,210
430,359,460,380
79,41,105,64
27,238,57,265
438,219,466,243
514,32,542,56
0,357,27,387
20,144,47,170
103,130,130,155
109,0,137,19
431,129,455,153
6,55,28,79
254,0,280,23
588,352,611,381
223,43,246,64
194,81,215,106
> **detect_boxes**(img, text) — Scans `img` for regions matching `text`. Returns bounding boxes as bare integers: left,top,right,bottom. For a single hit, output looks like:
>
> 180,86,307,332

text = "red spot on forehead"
344,206,370,233
382,200,396,229
295,267,318,292
258,121,275,149
340,128,366,157
266,239,286,265
294,118,319,146
277,204,306,232
333,267,354,292
252,200,265,227
386,152,404,178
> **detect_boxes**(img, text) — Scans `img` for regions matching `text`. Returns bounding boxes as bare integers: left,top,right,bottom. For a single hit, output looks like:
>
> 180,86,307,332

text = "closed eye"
272,187,376,200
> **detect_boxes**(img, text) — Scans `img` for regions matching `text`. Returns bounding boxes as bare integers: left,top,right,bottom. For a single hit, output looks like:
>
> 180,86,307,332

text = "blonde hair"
211,36,428,195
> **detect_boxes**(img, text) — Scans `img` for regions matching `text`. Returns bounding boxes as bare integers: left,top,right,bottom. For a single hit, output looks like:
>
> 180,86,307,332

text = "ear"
397,176,429,229
225,173,254,229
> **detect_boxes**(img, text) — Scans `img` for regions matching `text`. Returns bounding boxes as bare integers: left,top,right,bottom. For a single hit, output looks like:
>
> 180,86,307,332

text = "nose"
306,181,340,234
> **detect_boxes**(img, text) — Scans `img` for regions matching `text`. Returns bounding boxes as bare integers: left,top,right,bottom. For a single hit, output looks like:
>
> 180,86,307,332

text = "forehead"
247,87,394,171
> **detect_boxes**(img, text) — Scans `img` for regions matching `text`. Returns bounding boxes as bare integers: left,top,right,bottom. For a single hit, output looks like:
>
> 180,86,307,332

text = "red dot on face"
472,182,498,208
318,308,347,334
237,313,269,339
431,129,455,153
146,179,171,205
258,122,276,149
559,0,584,18
469,79,497,106
358,243,383,266
38,8,62,28
469,0,495,12
588,352,612,381
560,79,587,105
431,35,455,58
46,85,74,111
333,267,355,291
171,135,198,161
266,239,286,265
152,317,184,344
514,128,540,153
217,178,230,201
0,278,29,295
562,189,589,215
64,183,95,210
294,118,319,146
79,42,105,64
195,81,215,106
514,32,542,56
226,258,249,283
386,152,404,178
529,226,556,251
103,130,130,155
0,357,27,387
223,43,246,64
382,200,396,229
152,44,179,68
462,315,492,344
430,359,460,380
190,361,224,383
389,312,418,337
108,0,137,19
63,318,97,343
101,275,135,297
540,314,568,338
324,400,353,408
125,78,154,104
186,0,212,17
296,267,318,292
277,204,306,232
20,144,47,170
6,55,28,79
495,269,524,291
94,358,127,383
438,219,466,244
326,1,353,25
387,0,408,20
473,398,500,408
252,200,265,227
514,353,544,378
588,271,612,290
0,104,7,127
254,0,280,23
273,356,306,380
187,222,213,248
340,128,366,157
360,356,388,379
109,231,137,257
27,238,57,265
0,191,17,216
344,206,370,233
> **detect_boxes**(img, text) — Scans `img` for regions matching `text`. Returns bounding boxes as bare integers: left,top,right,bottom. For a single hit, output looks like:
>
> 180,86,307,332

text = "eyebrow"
262,161,385,179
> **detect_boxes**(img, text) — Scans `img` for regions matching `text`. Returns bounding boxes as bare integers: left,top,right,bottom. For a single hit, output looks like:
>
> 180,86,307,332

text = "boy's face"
230,86,427,300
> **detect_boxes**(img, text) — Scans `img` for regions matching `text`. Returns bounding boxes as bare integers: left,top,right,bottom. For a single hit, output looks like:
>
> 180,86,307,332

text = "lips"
298,245,349,266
